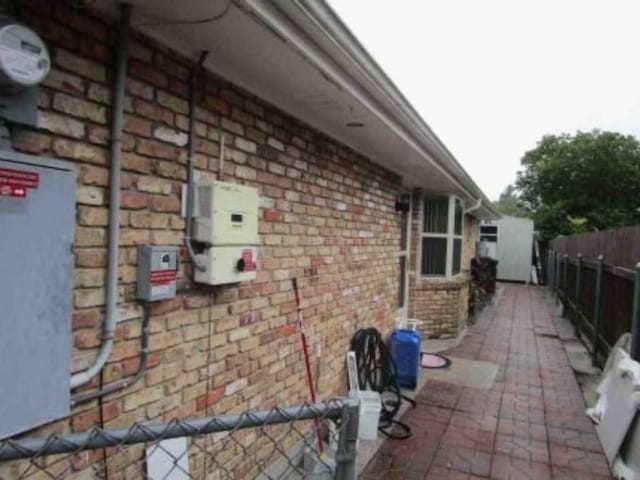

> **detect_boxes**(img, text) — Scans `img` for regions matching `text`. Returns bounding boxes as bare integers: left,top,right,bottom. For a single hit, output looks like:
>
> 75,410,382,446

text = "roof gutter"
240,0,495,213
286,0,499,218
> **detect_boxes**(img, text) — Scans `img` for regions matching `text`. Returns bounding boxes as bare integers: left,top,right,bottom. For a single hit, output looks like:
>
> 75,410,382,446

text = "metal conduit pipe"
185,50,209,272
70,304,150,406
70,3,132,389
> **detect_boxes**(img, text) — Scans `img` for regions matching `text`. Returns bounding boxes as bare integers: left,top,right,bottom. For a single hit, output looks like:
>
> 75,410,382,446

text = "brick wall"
1,2,403,476
462,214,479,270
408,191,477,339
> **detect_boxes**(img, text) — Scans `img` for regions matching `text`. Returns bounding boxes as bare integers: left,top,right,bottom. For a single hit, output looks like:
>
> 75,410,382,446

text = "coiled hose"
349,328,415,439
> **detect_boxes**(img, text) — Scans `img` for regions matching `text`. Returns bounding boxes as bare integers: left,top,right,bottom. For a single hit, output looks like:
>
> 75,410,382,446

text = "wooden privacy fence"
551,225,640,270
548,251,640,366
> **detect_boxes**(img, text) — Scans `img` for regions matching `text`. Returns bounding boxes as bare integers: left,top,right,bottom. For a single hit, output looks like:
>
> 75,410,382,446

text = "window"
421,195,464,276
479,223,498,243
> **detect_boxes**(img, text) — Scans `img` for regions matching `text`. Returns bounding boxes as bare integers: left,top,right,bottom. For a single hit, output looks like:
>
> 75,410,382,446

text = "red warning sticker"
0,168,39,198
242,249,257,272
150,269,177,285
0,184,26,197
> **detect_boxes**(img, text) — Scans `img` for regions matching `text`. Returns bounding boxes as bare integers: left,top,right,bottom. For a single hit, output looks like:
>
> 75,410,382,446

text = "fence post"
562,253,569,298
574,254,582,337
553,253,560,299
630,263,640,362
334,398,360,480
592,254,604,366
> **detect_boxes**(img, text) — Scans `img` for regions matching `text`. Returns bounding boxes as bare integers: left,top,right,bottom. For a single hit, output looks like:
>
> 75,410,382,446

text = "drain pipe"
185,50,209,272
70,3,131,390
464,198,482,215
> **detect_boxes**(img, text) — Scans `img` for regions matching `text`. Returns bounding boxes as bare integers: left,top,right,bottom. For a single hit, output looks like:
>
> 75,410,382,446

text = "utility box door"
0,154,75,438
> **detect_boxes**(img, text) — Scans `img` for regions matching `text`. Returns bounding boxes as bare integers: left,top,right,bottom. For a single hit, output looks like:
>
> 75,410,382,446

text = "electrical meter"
0,20,50,92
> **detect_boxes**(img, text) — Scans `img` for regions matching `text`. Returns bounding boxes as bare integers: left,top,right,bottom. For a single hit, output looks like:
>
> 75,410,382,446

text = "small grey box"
137,246,178,302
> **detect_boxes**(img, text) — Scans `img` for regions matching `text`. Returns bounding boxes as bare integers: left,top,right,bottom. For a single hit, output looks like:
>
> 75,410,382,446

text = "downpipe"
184,50,209,273
464,198,482,215
70,3,131,390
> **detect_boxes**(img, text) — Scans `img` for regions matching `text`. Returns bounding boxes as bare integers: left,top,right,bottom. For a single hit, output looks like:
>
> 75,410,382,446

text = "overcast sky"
328,0,640,200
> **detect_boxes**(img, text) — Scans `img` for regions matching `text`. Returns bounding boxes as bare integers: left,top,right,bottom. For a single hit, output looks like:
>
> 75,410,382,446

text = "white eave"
93,0,498,219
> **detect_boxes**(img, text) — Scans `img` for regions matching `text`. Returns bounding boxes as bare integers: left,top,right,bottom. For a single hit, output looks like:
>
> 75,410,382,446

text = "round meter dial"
0,22,50,91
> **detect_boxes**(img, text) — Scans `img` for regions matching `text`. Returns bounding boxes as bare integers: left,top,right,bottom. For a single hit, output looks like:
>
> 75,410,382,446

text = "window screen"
423,196,449,233
421,237,447,276
454,199,463,235
480,225,497,234
452,238,462,274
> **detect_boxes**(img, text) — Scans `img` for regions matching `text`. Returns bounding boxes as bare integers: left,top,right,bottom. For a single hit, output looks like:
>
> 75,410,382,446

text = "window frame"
420,194,464,278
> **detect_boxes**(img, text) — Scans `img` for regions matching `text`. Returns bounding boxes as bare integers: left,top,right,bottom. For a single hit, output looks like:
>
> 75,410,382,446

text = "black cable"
98,368,108,479
349,328,415,439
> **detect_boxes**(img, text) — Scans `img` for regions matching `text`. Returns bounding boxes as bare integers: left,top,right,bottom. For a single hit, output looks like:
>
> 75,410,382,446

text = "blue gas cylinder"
389,325,422,389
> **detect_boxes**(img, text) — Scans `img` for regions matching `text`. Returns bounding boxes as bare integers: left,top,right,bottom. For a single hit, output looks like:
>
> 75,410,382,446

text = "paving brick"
491,454,551,480
547,425,604,453
433,446,492,477
549,446,611,476
362,285,611,480
495,432,549,463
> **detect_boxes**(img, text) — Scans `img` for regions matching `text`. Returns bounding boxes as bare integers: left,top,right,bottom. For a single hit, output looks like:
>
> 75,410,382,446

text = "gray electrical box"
137,246,178,302
0,151,75,439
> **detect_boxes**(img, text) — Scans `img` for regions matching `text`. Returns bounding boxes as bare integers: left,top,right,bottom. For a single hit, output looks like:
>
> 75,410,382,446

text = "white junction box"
193,181,259,285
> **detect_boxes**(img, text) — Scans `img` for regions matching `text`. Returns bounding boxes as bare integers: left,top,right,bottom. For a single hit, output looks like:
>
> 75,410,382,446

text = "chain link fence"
0,399,359,480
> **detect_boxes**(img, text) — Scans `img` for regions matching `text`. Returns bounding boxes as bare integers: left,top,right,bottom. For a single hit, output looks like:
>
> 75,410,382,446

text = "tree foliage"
516,130,640,240
494,184,528,218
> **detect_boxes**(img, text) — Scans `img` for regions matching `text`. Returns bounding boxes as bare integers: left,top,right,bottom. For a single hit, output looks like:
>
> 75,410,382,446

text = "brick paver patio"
360,284,612,479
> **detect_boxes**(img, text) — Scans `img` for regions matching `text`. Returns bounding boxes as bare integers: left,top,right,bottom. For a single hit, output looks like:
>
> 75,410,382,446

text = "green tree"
494,184,528,217
516,130,640,240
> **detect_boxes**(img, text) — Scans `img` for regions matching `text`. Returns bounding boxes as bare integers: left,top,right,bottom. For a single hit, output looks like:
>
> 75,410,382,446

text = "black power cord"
349,328,415,439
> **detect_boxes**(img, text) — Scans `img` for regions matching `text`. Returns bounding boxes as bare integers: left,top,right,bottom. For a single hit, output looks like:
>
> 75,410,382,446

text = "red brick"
11,130,51,154
74,329,100,348
280,324,297,337
72,309,99,329
150,297,183,315
147,352,162,368
134,99,173,125
117,192,147,211
136,138,177,160
124,115,152,137
129,59,168,88
195,387,224,411
263,209,282,222
120,357,141,376
151,195,180,213
102,401,120,422
71,407,100,431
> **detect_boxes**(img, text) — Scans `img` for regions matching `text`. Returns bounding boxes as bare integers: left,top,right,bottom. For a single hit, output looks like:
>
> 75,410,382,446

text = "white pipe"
464,198,482,215
70,3,131,389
